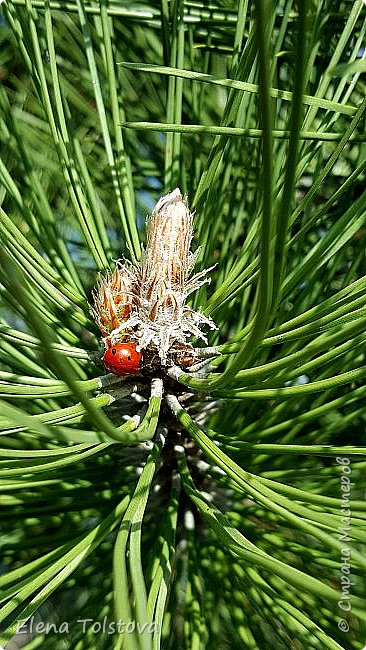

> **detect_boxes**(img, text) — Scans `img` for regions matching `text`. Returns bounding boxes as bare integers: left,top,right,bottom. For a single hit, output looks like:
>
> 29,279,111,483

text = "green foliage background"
0,1,366,649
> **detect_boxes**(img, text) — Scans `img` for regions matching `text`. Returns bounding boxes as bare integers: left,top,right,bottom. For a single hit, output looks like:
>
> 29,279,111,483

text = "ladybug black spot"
112,348,117,355
128,355,131,360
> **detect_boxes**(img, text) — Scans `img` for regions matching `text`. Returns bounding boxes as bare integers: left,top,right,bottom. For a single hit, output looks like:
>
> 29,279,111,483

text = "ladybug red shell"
103,343,142,376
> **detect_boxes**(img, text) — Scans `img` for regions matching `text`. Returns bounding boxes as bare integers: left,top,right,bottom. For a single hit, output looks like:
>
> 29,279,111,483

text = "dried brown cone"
90,189,217,365
90,264,137,339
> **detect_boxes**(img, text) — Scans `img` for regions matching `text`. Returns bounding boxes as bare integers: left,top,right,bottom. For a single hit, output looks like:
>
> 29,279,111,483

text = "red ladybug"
103,343,142,376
